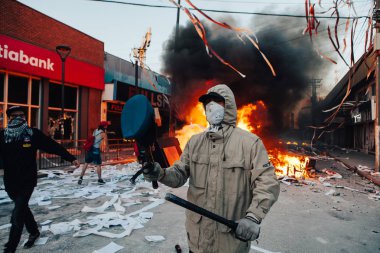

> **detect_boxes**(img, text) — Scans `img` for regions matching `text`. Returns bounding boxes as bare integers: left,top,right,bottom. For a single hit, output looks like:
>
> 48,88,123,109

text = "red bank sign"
0,35,104,90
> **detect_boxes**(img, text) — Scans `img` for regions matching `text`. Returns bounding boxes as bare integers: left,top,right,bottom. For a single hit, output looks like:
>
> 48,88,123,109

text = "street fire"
269,150,310,178
175,101,311,179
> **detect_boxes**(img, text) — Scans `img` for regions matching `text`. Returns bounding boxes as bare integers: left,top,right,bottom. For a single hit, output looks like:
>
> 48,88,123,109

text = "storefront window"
48,110,76,140
31,79,40,105
0,72,4,102
65,86,77,109
48,83,62,108
8,75,28,104
31,107,39,128
48,82,77,109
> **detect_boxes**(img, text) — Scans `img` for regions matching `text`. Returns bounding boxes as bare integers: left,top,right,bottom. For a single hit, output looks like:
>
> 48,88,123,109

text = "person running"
78,121,109,185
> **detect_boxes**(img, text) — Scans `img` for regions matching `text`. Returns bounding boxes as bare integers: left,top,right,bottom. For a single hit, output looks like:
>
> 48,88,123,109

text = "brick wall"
0,0,104,67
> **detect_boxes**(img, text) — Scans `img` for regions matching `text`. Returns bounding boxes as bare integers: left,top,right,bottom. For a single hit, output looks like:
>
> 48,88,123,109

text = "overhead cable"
86,0,370,19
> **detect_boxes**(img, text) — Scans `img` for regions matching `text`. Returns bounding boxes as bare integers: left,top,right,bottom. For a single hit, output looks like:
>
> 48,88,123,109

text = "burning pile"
175,101,314,179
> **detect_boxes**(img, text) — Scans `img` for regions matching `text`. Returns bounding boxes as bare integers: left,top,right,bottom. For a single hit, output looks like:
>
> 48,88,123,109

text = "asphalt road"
0,157,379,253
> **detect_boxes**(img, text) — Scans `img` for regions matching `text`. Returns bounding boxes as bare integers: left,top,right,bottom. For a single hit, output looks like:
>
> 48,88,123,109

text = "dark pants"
5,187,39,251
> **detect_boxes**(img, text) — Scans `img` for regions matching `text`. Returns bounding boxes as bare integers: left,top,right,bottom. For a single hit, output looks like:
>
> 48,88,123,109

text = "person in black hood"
0,106,80,253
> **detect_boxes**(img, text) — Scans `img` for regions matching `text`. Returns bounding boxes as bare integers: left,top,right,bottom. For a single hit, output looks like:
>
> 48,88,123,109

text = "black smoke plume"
161,16,328,133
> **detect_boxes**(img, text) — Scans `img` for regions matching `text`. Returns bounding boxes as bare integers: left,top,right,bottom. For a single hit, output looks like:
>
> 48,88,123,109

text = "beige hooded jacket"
160,84,280,253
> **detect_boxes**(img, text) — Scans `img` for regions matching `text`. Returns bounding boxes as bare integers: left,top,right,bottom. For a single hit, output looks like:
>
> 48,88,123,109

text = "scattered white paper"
49,219,82,235
0,223,11,230
82,195,119,213
35,237,49,245
40,220,52,225
0,198,12,205
145,235,165,242
125,199,165,217
139,212,153,219
41,225,50,232
38,200,52,206
0,190,9,199
316,237,329,244
22,237,49,246
47,205,60,210
113,199,126,213
92,241,124,253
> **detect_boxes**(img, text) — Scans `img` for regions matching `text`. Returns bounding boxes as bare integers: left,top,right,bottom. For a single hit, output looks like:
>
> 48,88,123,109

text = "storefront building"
0,0,104,140
102,53,171,139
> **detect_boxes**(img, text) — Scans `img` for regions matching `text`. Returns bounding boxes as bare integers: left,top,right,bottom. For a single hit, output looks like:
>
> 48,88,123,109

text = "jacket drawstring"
222,127,226,161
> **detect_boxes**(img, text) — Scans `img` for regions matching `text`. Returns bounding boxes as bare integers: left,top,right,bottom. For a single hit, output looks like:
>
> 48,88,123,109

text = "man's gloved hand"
143,162,164,182
235,217,261,241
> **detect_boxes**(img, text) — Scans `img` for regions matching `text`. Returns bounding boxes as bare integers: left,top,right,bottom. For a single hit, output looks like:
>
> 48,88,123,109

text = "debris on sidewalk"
325,189,336,196
49,219,82,235
22,237,49,246
279,176,298,185
0,224,11,230
357,165,372,173
145,235,165,242
0,190,11,205
368,193,380,201
92,241,124,253
0,162,171,248
322,169,342,179
250,244,282,253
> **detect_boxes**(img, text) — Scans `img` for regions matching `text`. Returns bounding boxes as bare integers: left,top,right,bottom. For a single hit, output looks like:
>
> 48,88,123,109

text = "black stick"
165,193,239,231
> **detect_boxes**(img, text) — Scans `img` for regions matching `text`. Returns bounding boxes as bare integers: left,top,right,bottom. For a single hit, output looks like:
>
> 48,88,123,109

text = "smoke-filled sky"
162,16,330,131
19,0,370,97
17,0,371,132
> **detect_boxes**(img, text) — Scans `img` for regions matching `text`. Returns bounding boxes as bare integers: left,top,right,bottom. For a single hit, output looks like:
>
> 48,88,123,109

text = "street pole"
375,0,380,172
175,0,181,51
56,45,71,144
61,60,65,118
169,0,181,137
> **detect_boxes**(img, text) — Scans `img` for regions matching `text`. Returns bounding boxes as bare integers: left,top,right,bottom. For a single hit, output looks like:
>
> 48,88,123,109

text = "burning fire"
269,151,309,178
236,101,268,137
175,100,310,178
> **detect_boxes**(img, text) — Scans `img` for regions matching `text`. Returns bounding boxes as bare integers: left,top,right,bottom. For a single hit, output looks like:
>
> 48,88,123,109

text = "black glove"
143,162,164,182
235,217,261,241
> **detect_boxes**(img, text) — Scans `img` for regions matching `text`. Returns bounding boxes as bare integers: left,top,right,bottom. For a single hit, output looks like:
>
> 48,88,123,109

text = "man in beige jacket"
145,84,280,253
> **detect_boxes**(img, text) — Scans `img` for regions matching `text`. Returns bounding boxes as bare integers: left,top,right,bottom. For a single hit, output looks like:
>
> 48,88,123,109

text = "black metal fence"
38,138,135,170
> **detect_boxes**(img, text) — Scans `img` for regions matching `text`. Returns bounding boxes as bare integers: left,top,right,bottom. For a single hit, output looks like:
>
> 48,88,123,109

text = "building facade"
102,53,171,139
315,50,375,153
0,0,104,140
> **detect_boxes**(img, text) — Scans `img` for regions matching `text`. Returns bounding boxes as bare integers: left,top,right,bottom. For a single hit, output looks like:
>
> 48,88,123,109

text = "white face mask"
205,101,225,126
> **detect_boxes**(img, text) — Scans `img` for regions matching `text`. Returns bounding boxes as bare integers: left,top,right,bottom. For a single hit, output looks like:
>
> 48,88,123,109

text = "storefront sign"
107,102,124,112
128,86,168,109
0,35,104,90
